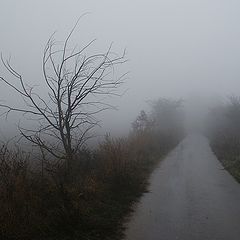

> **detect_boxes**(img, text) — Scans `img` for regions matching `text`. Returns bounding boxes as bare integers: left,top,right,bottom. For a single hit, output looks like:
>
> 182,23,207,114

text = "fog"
1,0,240,139
2,2,240,239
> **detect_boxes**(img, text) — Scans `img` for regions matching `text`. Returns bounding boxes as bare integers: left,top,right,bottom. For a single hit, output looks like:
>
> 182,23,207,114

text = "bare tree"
132,110,150,133
0,19,127,171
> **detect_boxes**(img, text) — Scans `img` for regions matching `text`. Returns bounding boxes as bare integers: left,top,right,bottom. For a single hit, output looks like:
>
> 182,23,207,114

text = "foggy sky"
1,0,240,137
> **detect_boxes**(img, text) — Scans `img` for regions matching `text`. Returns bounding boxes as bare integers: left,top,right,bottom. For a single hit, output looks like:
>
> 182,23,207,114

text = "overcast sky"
1,0,240,137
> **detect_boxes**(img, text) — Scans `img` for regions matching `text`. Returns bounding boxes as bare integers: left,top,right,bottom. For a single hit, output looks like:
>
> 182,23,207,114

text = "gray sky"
1,0,240,137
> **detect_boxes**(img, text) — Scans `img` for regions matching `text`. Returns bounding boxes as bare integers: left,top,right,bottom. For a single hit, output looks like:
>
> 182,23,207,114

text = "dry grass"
0,129,180,240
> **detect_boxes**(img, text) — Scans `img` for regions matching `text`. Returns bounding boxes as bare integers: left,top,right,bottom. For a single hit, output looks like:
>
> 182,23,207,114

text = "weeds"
0,99,183,239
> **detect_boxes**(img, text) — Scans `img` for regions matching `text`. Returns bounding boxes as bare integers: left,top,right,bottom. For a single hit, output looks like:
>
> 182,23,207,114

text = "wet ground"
124,135,240,240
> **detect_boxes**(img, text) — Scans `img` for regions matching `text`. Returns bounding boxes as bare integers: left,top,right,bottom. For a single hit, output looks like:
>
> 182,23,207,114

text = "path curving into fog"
124,134,240,240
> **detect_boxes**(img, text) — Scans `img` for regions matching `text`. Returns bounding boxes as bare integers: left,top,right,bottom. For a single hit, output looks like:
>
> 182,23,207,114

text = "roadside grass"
222,159,240,183
206,96,240,184
0,131,179,240
211,141,240,183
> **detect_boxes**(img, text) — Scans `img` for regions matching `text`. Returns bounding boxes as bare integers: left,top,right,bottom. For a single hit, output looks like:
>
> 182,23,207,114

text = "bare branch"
0,18,127,172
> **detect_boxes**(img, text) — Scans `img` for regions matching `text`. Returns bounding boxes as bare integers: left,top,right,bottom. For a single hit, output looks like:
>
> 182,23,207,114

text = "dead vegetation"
0,17,184,240
0,99,183,240
207,96,240,182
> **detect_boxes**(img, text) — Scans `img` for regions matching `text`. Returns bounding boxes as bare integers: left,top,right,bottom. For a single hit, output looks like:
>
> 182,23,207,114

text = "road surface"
124,135,240,240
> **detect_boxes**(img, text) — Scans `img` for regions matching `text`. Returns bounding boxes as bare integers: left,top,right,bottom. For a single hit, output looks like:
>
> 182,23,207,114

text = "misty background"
1,0,240,139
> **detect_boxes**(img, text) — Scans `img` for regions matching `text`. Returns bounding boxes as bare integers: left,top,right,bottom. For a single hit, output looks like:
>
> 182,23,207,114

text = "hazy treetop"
1,0,240,136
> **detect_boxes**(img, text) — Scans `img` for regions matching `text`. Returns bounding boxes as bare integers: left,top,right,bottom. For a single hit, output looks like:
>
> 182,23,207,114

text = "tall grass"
207,97,240,182
0,100,184,239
